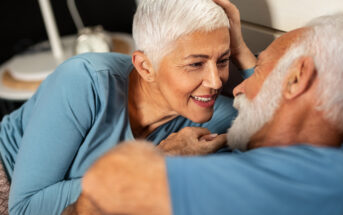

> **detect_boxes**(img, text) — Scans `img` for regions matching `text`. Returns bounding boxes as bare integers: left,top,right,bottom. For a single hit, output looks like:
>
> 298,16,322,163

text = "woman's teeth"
192,96,212,102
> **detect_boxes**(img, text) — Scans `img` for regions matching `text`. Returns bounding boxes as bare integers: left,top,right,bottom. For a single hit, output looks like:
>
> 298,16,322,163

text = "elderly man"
63,7,343,215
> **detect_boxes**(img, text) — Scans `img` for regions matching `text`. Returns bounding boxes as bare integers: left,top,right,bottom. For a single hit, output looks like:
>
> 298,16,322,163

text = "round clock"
75,26,113,54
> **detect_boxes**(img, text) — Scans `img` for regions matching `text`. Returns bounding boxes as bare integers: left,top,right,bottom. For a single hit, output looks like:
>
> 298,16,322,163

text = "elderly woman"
0,0,255,214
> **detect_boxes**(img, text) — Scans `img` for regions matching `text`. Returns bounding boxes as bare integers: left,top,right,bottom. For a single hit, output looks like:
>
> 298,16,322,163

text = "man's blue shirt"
166,144,343,215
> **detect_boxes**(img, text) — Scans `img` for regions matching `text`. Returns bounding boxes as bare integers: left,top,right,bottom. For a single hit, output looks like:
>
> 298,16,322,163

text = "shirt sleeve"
166,145,343,215
9,58,98,215
240,67,254,79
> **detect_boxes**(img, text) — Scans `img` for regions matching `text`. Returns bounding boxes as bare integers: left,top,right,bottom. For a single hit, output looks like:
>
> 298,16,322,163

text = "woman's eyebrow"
183,54,209,60
219,49,231,58
183,48,231,60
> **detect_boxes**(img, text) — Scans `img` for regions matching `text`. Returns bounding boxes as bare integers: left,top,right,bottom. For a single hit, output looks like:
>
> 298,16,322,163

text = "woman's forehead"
171,28,230,58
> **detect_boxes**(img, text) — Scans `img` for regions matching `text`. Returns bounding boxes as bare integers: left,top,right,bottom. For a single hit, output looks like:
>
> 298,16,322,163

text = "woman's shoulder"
38,52,132,95
54,52,133,80
71,52,132,72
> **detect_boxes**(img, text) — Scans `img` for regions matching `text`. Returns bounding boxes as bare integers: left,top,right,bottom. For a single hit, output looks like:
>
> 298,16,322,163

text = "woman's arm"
9,58,97,215
213,0,257,70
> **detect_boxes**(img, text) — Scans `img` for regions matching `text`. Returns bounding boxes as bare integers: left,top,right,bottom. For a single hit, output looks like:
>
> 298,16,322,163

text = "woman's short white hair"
132,0,230,68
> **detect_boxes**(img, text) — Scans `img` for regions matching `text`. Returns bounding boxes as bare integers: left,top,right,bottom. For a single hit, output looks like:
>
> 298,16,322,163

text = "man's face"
227,29,305,150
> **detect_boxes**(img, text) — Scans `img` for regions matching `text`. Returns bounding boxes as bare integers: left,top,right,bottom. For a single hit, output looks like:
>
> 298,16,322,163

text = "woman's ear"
282,56,316,100
132,51,155,82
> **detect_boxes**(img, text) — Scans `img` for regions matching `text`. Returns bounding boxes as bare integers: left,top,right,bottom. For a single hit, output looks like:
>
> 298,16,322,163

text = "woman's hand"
213,0,257,69
157,127,227,156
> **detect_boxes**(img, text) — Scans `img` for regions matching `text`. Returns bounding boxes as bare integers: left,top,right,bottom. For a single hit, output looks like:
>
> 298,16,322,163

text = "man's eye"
189,62,204,67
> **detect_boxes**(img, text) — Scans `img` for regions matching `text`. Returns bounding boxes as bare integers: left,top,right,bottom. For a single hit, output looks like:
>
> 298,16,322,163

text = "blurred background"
0,0,342,119
0,0,136,65
0,0,137,119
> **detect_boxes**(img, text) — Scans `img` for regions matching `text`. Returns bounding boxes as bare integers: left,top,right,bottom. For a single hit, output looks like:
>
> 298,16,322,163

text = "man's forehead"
270,28,307,56
258,28,308,64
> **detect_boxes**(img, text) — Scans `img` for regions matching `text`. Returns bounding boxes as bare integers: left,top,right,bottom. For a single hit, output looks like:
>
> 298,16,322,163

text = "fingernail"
209,133,218,138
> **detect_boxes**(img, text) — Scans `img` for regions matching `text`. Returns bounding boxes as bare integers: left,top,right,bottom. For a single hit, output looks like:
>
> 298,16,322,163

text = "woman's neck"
128,69,179,138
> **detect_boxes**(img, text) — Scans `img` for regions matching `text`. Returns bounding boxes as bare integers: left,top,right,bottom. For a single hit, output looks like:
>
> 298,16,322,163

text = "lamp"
0,0,135,100
4,0,74,82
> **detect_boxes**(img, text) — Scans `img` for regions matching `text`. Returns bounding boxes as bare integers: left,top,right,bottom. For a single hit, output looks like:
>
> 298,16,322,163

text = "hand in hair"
213,0,257,70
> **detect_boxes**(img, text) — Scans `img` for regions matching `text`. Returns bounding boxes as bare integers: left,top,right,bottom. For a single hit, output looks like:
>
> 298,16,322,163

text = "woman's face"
154,27,230,123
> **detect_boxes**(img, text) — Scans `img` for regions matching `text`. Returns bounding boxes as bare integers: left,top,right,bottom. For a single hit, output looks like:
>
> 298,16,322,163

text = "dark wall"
0,0,137,65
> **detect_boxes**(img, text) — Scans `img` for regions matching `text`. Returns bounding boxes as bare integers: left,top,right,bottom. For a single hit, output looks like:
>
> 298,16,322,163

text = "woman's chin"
188,112,214,124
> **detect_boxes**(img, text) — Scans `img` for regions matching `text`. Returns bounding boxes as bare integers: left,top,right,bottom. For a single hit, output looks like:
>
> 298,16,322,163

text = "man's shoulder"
165,145,343,215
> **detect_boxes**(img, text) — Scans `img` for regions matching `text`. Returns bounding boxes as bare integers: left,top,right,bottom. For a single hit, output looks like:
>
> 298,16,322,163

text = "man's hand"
213,0,257,69
157,127,227,156
61,193,103,215
75,141,172,215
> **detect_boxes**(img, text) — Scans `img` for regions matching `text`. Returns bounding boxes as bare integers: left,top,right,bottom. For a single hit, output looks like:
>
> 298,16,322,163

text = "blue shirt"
166,144,343,215
0,53,238,215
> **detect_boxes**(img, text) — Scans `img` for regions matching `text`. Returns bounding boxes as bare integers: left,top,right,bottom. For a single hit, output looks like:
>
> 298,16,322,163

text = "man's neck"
128,69,178,138
248,103,342,149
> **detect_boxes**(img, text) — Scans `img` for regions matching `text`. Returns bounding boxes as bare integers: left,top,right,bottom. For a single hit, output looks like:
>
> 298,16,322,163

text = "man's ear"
132,51,155,82
283,56,316,100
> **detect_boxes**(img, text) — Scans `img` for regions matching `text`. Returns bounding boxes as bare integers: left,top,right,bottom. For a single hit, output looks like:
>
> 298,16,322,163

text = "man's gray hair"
132,0,230,68
263,14,343,131
306,14,343,130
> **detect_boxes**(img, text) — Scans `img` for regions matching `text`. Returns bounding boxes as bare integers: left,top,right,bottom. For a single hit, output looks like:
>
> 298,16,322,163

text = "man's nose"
233,81,245,97
203,64,222,90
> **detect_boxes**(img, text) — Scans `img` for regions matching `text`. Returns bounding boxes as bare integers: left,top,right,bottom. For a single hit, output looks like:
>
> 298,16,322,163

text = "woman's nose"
233,81,245,97
203,65,222,90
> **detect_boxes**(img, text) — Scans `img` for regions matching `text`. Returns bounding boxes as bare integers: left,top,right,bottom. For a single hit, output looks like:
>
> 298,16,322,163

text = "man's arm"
64,142,343,215
64,141,172,215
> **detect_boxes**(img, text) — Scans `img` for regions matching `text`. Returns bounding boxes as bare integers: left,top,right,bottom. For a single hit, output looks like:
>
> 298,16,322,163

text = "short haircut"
132,0,230,68
261,14,343,131
306,14,343,130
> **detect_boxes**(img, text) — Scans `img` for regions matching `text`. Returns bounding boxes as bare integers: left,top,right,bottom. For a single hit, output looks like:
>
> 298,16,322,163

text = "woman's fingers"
158,127,225,156
213,0,257,69
213,0,240,23
180,127,211,138
202,134,227,151
199,133,218,141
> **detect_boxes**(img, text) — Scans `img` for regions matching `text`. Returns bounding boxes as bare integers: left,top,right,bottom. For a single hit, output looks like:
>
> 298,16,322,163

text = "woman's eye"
189,62,204,67
217,58,230,66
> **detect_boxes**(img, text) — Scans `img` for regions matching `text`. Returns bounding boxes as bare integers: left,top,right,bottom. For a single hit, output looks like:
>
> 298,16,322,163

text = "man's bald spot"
258,28,309,77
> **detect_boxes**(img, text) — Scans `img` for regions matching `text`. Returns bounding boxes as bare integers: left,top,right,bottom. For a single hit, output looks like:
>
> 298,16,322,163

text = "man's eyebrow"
183,49,231,60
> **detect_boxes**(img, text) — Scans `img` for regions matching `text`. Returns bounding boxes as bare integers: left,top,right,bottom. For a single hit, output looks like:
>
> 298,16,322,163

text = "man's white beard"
226,95,269,151
226,45,306,151
227,71,285,151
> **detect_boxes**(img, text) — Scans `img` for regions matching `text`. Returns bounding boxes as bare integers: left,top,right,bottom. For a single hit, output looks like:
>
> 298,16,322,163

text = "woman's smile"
190,94,218,108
